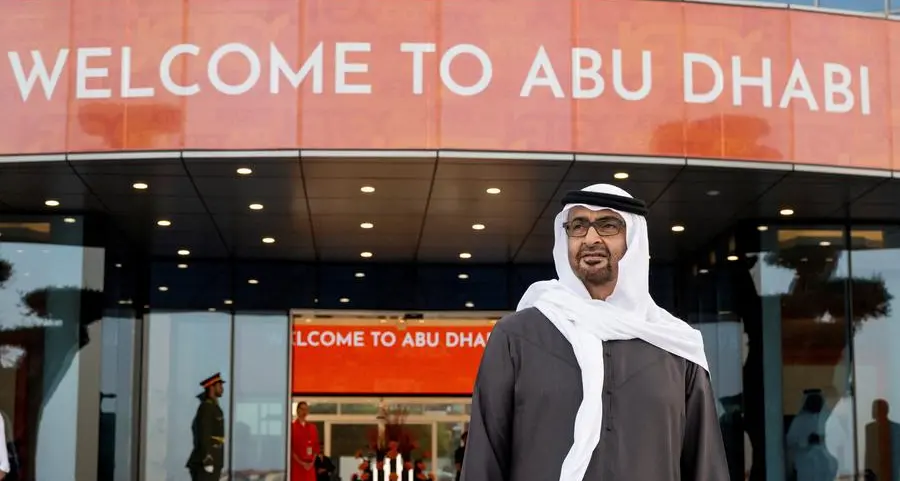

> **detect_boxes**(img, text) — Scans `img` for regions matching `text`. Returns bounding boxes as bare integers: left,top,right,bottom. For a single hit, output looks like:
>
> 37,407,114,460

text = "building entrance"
294,397,470,481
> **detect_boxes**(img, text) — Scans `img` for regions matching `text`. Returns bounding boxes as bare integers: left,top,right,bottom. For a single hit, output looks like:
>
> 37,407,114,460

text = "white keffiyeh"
516,183,709,481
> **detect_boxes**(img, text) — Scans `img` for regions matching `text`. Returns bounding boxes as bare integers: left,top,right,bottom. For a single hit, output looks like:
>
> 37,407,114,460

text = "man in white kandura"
461,183,728,481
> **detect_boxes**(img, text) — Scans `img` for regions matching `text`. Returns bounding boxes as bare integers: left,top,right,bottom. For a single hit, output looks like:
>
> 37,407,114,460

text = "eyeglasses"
562,218,624,238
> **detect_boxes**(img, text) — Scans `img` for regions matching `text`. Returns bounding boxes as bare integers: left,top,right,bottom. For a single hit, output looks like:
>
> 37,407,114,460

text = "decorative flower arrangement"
366,406,420,461
350,405,433,481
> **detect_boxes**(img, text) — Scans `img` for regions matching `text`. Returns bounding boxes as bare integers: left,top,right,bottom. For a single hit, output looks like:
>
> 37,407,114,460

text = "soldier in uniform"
187,372,226,481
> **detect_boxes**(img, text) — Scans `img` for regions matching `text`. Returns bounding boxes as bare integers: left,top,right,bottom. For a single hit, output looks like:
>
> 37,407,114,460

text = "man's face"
565,207,627,289
297,402,309,420
208,382,224,399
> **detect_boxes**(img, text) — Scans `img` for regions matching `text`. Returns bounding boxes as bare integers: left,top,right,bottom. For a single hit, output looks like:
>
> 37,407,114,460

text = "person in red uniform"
292,401,320,481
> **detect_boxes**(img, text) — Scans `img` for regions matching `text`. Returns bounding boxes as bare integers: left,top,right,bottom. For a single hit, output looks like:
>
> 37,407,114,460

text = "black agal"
560,190,649,217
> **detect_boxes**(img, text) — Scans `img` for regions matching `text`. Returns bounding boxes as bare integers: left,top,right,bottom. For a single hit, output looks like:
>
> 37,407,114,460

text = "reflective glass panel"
331,424,376,480
760,227,855,480
435,421,467,481
232,313,290,479
0,218,103,481
851,226,900,481
819,0,885,13
142,311,232,481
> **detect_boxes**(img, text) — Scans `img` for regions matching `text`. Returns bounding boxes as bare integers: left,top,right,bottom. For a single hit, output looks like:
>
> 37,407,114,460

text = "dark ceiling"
0,151,897,263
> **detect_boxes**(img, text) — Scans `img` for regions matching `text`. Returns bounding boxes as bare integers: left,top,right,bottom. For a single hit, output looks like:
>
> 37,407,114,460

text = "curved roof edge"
1,149,896,180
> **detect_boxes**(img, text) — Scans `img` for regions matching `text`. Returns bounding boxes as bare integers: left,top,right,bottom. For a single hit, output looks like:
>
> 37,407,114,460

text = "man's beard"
572,245,617,285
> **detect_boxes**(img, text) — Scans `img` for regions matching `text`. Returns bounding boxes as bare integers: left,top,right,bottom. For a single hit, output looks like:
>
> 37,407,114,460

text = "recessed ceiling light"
133,182,149,190
236,167,253,175
465,301,475,308
613,172,629,180
458,273,469,279
63,217,76,224
727,255,739,261
45,199,60,207
757,225,769,232
459,252,472,259
157,220,172,227
699,268,709,274
819,241,832,247
355,272,365,278
779,208,794,216
115,263,122,268
360,222,374,229
177,263,188,269
671,225,685,233
262,237,275,244
248,279,259,285
339,297,350,303
360,251,373,258
158,286,168,292
177,249,190,256
208,308,216,312
706,190,720,197
486,187,501,195
360,186,375,193
224,299,233,305
249,203,264,210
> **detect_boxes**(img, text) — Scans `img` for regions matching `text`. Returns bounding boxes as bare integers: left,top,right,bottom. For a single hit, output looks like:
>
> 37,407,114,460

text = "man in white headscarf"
460,184,728,481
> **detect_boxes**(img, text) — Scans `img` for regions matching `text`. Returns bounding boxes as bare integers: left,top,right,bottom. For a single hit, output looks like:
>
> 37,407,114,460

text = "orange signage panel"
0,0,897,170
291,324,493,395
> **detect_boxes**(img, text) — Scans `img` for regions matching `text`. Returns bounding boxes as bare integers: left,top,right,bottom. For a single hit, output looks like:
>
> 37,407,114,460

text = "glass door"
301,398,470,479
330,422,378,480
325,421,434,479
313,418,468,480
435,421,467,481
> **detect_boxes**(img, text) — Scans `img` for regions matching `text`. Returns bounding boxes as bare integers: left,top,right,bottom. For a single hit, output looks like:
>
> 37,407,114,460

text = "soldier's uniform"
187,373,226,481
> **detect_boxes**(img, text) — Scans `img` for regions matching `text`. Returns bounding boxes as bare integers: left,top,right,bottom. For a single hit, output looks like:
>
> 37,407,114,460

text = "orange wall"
1,0,897,170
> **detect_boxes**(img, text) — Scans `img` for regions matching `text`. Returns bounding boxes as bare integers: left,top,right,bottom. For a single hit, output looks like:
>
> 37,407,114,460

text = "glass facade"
232,314,290,478
849,226,900,481
679,221,900,481
141,310,290,480
4,213,900,481
142,311,233,480
0,215,111,480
